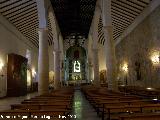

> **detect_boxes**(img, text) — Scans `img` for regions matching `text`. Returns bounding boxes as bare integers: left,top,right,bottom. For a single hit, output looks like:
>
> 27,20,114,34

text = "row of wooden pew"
0,87,74,120
81,85,160,120
119,86,160,98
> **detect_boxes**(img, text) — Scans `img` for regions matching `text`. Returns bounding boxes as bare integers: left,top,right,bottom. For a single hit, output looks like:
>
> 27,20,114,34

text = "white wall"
98,43,106,71
0,14,38,67
49,45,54,71
87,33,106,71
0,14,38,97
87,34,93,61
116,6,160,88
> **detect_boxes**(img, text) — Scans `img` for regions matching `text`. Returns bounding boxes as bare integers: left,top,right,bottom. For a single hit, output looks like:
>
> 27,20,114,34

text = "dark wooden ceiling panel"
51,0,97,39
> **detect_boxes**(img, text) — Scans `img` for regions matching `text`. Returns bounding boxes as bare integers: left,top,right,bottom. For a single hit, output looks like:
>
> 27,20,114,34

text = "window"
74,61,80,72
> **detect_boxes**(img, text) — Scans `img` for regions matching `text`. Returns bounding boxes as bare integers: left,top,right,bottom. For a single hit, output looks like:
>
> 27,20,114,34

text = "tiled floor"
0,92,38,111
71,88,101,120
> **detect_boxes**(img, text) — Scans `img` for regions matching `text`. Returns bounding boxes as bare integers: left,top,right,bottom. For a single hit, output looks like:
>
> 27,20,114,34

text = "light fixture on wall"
0,60,4,71
150,50,160,66
27,70,31,87
120,62,128,86
32,68,36,77
0,59,6,97
0,59,4,77
122,63,128,73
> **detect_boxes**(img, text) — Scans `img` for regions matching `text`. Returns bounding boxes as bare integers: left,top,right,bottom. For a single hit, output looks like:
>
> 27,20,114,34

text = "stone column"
38,28,49,95
102,0,118,91
54,50,61,89
92,48,100,86
91,1,101,87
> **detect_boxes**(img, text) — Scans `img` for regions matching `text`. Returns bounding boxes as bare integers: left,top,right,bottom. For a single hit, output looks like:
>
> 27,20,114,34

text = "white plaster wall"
48,34,64,81
49,45,54,71
116,6,160,88
0,14,38,97
59,34,64,60
88,33,106,71
98,43,106,71
0,14,38,68
87,34,93,61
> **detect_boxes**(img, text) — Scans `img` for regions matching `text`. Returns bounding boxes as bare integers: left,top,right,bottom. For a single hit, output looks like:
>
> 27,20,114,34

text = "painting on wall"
135,61,141,80
7,53,28,97
99,70,107,84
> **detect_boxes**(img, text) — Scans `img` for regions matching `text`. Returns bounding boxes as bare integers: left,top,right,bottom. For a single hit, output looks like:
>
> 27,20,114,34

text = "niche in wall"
135,61,141,80
99,70,107,84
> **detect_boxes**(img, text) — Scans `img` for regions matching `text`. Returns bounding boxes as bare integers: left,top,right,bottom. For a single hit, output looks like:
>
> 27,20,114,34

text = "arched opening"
65,45,87,86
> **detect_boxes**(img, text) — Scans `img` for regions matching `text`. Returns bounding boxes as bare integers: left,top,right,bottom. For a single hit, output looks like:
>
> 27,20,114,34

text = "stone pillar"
103,26,117,90
102,0,118,91
38,28,49,95
92,48,100,86
54,50,61,89
91,2,101,87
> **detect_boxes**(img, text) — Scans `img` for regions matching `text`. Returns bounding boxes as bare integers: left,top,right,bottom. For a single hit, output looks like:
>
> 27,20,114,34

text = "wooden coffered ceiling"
0,0,54,48
0,0,153,48
50,0,97,39
98,0,152,45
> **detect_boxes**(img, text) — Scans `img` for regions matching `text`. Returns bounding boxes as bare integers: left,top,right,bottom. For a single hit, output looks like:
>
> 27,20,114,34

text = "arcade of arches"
1,0,160,119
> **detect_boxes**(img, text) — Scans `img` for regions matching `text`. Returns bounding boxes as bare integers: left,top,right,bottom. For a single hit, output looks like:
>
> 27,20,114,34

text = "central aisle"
71,88,101,120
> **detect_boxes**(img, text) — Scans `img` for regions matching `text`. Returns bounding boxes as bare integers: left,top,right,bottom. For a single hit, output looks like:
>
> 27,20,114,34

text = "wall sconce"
0,60,4,71
27,70,31,87
121,63,128,73
0,60,5,79
32,68,36,77
120,62,128,86
150,50,160,66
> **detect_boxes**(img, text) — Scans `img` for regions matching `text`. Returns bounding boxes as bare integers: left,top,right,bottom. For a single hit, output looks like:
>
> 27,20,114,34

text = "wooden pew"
2,87,74,120
11,103,71,111
103,104,160,120
22,100,72,106
119,86,160,98
24,98,71,102
90,97,143,114
104,105,142,120
119,113,160,120
99,100,151,115
0,109,69,119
